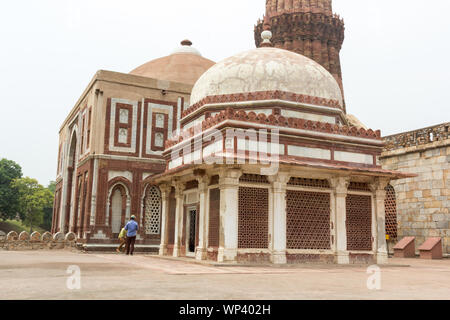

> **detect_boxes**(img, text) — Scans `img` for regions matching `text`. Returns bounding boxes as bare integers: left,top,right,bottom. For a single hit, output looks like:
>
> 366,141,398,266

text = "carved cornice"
167,108,382,149
182,90,343,119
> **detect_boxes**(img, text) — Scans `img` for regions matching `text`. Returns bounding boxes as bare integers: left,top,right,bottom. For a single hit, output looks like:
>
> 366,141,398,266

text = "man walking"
125,215,139,256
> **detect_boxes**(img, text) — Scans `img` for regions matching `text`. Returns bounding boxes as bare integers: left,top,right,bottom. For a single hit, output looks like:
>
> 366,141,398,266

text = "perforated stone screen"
286,190,331,250
346,194,372,251
288,178,330,189
208,188,220,247
240,174,270,184
385,185,398,240
348,182,371,192
144,186,162,235
238,187,269,249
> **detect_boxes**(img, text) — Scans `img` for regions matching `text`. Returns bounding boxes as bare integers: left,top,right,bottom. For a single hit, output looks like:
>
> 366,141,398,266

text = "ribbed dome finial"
181,39,193,46
260,15,273,47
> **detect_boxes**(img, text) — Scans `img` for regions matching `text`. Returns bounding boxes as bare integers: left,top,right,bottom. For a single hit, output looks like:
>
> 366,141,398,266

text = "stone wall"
381,123,450,253
0,231,78,251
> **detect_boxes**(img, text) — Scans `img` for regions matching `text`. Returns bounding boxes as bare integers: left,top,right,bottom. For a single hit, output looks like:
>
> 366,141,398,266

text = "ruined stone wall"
381,123,450,253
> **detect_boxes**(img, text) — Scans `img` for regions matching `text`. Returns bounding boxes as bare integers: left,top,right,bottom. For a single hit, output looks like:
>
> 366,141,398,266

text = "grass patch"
0,220,47,234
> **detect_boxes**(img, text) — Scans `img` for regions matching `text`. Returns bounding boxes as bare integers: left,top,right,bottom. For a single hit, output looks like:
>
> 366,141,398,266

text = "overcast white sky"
0,0,449,186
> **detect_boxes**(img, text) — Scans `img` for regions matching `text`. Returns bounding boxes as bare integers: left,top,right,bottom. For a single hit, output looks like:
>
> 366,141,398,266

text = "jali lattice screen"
144,186,162,235
238,187,269,249
385,185,398,240
286,190,331,250
346,194,372,251
208,188,220,247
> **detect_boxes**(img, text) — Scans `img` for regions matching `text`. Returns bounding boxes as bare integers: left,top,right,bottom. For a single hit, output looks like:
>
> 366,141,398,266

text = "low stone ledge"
0,232,79,251
394,237,416,258
419,237,443,260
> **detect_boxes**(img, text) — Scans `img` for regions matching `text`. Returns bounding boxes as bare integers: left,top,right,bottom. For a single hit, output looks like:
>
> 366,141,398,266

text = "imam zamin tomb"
52,0,448,264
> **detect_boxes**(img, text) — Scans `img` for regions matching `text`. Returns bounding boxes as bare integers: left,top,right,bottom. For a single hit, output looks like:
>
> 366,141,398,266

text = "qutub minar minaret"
255,0,345,109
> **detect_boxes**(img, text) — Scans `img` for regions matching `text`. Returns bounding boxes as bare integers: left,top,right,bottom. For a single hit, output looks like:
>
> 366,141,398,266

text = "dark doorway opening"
188,209,197,253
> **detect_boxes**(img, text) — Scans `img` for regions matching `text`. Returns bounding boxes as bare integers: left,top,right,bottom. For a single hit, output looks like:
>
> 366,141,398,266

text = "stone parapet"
383,122,449,153
0,231,78,251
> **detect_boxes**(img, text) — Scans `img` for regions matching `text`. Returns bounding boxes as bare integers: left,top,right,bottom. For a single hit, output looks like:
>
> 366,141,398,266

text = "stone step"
79,244,159,253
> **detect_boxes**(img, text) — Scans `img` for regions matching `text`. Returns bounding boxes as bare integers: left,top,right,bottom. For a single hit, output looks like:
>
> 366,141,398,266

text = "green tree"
12,177,53,234
47,181,56,194
40,181,56,231
0,158,23,221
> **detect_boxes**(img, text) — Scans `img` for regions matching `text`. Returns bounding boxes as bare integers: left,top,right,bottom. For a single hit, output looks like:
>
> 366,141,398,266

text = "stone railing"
0,230,78,251
383,122,450,152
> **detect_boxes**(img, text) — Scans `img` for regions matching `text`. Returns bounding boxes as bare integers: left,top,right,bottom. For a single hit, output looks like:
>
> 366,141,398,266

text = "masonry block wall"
381,123,450,253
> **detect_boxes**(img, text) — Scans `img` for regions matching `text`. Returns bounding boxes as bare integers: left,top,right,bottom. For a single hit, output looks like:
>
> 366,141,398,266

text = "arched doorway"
109,184,128,235
65,131,78,233
143,186,162,235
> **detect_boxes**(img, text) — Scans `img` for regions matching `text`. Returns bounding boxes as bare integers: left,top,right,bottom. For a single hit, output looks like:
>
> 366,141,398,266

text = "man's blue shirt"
125,220,139,237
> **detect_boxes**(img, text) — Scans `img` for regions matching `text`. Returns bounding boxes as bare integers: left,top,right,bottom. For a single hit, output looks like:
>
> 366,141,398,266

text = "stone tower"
255,0,346,108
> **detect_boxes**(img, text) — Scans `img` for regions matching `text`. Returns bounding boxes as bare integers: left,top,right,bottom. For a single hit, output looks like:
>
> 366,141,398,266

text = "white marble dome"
190,47,343,108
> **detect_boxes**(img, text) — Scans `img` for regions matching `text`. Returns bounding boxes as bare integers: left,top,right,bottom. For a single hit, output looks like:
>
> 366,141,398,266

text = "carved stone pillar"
159,183,172,256
218,169,242,263
196,175,209,261
268,173,290,264
371,178,390,264
172,181,184,258
330,176,350,264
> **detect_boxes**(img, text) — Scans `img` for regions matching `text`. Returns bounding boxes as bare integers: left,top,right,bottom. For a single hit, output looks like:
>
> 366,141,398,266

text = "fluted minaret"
255,0,346,111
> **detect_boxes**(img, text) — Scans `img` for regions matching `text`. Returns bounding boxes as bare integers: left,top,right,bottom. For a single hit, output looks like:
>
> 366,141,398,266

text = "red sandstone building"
52,0,412,262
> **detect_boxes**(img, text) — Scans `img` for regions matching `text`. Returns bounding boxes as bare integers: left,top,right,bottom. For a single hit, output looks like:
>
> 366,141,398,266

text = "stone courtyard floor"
0,250,449,300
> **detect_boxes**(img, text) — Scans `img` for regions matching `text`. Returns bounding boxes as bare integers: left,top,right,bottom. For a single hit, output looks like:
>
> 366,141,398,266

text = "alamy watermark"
66,265,81,290
366,265,381,290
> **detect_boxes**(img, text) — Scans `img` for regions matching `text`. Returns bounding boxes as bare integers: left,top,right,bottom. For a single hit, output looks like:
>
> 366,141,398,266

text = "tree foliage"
11,177,53,233
40,181,56,231
0,158,23,221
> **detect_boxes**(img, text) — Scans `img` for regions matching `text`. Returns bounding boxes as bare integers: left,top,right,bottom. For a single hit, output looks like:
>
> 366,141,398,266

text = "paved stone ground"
0,250,449,300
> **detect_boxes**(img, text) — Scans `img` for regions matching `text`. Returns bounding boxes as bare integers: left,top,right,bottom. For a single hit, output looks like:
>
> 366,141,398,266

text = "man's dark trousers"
126,236,136,255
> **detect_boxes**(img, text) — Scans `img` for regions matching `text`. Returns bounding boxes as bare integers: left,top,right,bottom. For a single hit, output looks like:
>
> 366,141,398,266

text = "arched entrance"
65,131,78,233
109,184,128,235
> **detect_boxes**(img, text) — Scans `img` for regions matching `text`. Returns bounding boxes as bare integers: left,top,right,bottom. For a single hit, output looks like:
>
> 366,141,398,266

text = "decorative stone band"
263,0,340,18
255,12,344,47
167,108,381,149
182,90,343,119
383,122,449,152
258,10,343,23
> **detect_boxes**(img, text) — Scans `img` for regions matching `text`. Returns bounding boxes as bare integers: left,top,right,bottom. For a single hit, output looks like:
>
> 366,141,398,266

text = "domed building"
52,0,411,263
51,40,215,251
130,40,215,86
153,30,411,264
